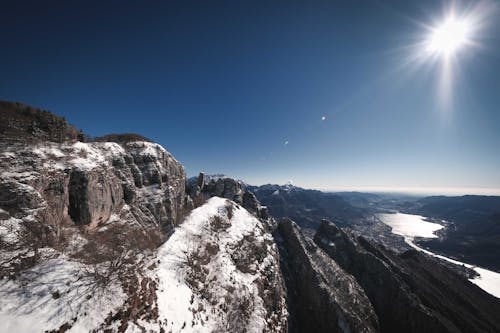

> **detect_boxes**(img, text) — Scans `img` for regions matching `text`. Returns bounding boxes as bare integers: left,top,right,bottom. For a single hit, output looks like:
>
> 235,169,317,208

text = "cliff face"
275,219,379,333
0,140,186,229
314,220,500,333
0,139,187,280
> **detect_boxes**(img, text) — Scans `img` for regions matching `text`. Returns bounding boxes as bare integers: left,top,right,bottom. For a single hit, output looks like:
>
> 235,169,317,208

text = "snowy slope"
0,254,126,333
0,197,287,333
153,197,287,333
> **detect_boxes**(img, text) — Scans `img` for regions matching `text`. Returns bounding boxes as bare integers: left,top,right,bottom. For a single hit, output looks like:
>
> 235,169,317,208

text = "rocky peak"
188,173,270,221
0,137,189,285
204,176,244,203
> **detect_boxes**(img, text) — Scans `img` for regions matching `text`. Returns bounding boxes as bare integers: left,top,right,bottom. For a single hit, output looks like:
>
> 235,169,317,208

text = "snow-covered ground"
0,255,126,333
0,141,166,332
154,197,286,333
1,197,286,333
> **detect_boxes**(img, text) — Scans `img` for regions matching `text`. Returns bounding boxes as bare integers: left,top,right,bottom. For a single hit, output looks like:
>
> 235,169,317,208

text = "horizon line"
308,185,500,196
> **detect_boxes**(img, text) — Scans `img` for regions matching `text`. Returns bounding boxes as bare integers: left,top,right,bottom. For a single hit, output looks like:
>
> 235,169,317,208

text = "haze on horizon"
1,0,499,195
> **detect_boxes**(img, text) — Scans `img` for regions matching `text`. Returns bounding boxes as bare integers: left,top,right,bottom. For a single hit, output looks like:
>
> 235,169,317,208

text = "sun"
404,2,493,110
426,16,471,57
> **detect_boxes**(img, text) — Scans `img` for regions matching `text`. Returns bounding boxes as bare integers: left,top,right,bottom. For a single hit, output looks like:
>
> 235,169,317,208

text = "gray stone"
68,169,123,227
258,206,269,220
0,140,187,233
197,172,205,190
242,191,259,213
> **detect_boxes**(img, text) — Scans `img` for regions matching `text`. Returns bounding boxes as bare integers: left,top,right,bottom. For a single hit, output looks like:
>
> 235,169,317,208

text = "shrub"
93,133,153,143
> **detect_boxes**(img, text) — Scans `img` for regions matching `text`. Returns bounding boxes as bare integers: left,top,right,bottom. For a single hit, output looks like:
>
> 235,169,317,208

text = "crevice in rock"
68,169,90,225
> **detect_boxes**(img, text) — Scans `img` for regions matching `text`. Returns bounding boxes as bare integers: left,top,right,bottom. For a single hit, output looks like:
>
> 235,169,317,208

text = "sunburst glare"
396,1,495,111
426,15,471,57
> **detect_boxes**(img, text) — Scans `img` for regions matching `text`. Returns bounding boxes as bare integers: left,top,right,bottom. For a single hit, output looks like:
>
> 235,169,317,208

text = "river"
378,212,500,299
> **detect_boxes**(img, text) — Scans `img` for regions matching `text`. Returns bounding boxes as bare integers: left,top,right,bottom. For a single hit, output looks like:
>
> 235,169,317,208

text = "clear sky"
1,0,499,194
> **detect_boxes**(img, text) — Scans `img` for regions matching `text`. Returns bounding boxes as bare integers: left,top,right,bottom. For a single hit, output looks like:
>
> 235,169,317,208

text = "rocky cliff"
314,220,500,333
0,140,186,226
188,172,270,220
275,219,379,333
0,136,187,279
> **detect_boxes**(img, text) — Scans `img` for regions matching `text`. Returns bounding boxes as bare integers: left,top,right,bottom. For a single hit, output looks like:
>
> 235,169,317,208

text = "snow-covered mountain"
2,101,500,333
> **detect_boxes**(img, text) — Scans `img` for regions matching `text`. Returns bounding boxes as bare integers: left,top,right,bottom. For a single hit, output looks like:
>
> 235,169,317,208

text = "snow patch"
0,217,22,245
154,197,280,332
0,256,126,333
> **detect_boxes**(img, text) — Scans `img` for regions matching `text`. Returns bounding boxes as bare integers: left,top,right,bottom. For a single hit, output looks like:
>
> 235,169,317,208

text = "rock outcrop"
0,141,186,232
204,176,244,203
276,218,379,333
242,191,260,213
314,220,500,333
188,174,271,221
0,102,193,331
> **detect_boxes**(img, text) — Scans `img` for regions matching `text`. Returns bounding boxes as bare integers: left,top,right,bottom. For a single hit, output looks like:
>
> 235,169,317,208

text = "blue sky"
1,0,499,193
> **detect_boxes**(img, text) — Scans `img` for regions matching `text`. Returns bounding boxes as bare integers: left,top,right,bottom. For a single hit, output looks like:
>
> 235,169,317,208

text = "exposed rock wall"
0,141,187,233
275,218,379,333
68,169,124,226
203,176,244,203
188,173,270,220
314,220,500,333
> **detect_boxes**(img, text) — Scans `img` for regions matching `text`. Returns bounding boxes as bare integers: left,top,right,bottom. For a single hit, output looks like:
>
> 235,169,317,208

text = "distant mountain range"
243,184,500,272
247,184,367,233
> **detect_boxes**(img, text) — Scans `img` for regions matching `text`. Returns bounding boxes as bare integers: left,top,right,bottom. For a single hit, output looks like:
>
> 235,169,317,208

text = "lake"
378,212,500,299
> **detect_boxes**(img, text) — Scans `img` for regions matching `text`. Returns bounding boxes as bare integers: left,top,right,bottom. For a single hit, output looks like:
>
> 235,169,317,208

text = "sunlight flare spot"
426,16,471,57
